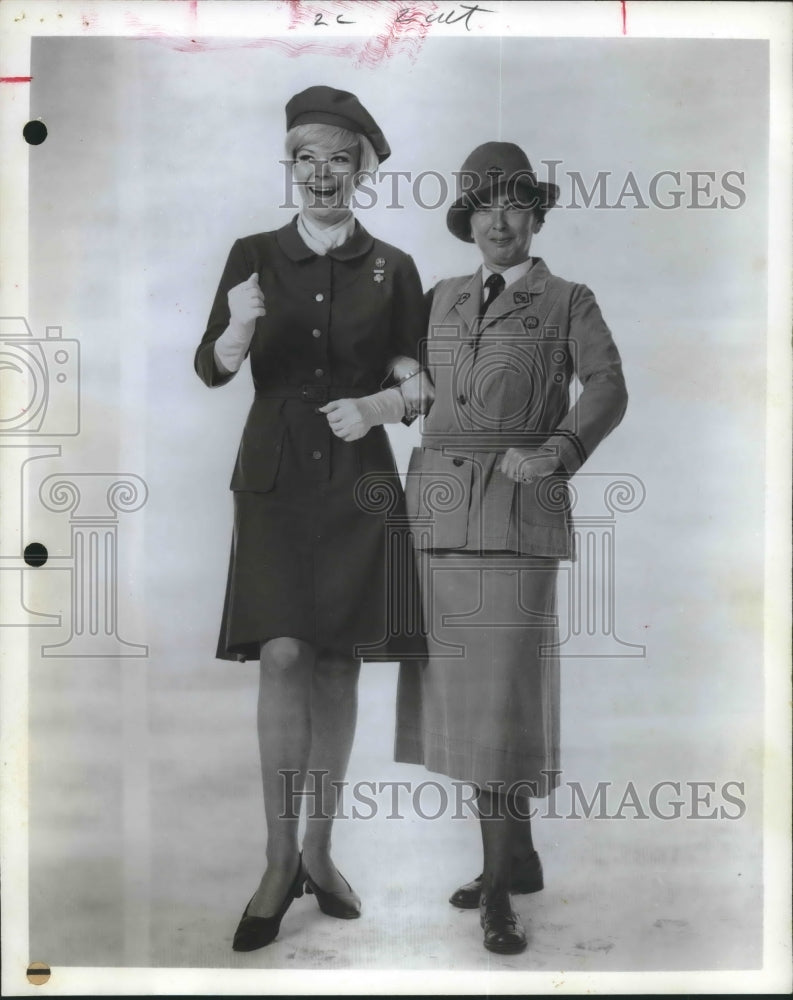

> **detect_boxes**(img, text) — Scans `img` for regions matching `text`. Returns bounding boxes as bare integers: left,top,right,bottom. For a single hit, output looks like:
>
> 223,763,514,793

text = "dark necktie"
481,272,505,315
472,272,506,352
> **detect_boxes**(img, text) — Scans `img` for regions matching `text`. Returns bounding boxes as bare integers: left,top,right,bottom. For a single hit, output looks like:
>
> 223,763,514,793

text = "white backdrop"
12,21,779,987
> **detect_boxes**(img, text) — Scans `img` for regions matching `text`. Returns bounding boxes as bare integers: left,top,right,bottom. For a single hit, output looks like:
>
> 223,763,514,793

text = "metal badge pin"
524,316,540,329
455,292,471,305
514,291,530,304
375,257,386,267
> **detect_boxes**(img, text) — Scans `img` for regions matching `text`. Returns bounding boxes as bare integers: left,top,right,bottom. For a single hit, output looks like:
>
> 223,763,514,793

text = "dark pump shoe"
449,850,543,909
304,866,361,920
480,890,528,955
232,856,305,952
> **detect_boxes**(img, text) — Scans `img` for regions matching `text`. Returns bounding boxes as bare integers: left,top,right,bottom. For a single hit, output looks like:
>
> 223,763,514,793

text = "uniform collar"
481,257,535,290
276,215,375,262
493,256,550,295
448,257,552,328
480,257,551,330
522,256,550,294
478,258,551,329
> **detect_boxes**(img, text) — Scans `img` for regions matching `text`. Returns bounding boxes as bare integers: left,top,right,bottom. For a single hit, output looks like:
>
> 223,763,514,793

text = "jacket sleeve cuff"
541,430,587,473
358,387,406,427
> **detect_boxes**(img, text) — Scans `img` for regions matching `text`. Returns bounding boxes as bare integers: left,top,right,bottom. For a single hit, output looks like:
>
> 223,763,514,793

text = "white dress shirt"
481,257,536,300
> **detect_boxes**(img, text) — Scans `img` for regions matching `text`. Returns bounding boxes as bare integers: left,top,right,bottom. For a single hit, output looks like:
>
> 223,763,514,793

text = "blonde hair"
284,123,379,180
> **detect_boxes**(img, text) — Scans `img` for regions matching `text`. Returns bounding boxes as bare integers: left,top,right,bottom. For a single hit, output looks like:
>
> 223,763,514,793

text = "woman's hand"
320,398,371,442
227,272,266,329
500,448,560,484
390,358,435,419
400,371,435,420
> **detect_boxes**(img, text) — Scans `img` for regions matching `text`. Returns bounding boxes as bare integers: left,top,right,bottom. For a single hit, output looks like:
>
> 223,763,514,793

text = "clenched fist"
320,398,371,442
227,272,266,329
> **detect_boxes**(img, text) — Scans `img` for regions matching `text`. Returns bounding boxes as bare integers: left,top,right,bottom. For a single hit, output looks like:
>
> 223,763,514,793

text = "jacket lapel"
443,271,482,335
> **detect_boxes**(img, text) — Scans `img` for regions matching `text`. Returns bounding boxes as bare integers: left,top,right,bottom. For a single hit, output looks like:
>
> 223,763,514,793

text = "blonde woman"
195,86,429,950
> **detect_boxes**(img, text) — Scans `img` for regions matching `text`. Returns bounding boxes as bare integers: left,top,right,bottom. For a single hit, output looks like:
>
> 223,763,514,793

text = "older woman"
396,142,628,954
195,86,428,951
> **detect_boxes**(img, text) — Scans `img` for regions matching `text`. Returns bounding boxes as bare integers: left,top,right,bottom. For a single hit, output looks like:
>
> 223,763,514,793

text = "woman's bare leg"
247,637,315,918
301,651,361,893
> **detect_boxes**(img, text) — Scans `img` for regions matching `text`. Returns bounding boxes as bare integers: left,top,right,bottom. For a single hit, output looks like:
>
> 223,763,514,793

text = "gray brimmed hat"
447,141,560,243
285,85,391,164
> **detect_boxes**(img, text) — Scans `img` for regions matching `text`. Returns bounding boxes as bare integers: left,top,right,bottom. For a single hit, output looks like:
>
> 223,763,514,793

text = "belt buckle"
301,384,329,404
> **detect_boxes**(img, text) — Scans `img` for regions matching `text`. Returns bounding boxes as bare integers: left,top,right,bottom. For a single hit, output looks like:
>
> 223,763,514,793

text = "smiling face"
469,191,541,271
292,141,359,225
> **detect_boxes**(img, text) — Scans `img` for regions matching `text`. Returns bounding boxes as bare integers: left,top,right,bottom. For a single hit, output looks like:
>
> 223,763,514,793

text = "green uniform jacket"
406,258,628,557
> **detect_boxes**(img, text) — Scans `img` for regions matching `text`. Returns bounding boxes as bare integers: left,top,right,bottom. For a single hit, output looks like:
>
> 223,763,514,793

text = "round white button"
312,450,322,460
315,293,324,302
314,368,324,377
312,329,322,338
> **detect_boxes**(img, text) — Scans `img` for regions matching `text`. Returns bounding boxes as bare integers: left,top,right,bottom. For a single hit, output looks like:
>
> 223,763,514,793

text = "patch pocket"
407,449,472,548
515,474,570,528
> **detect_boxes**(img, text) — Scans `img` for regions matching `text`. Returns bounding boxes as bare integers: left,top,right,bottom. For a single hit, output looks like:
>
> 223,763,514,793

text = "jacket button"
314,368,324,377
452,457,464,467
457,394,467,405
312,329,322,338
315,293,324,302
312,450,322,460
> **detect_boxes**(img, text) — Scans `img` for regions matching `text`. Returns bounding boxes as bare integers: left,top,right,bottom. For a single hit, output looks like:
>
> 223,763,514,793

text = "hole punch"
23,542,48,567
23,120,47,145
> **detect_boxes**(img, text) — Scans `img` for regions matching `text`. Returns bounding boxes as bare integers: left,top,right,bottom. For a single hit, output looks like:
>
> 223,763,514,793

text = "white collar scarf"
297,212,355,256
